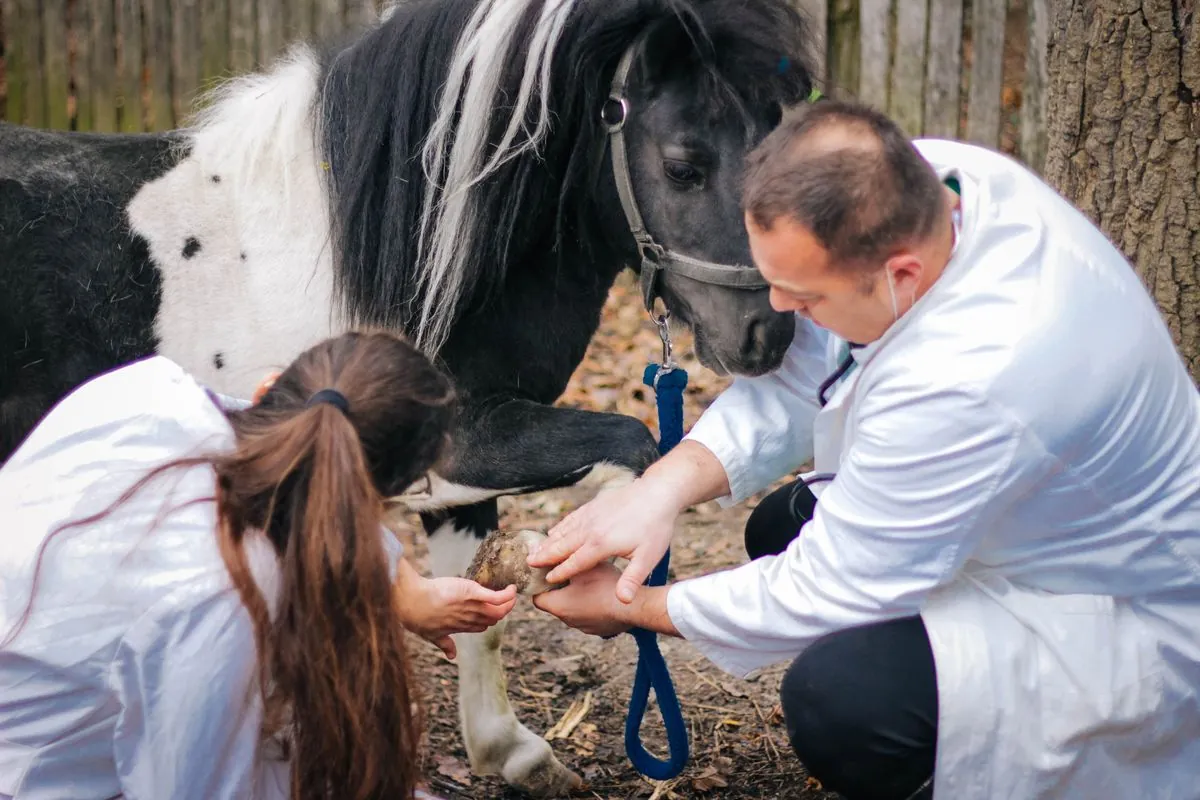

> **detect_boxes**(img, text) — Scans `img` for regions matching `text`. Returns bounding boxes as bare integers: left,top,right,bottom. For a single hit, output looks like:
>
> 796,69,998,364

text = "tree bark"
1043,0,1199,381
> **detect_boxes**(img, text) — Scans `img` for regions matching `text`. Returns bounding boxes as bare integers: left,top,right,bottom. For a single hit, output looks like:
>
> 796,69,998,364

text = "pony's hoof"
501,742,584,798
463,529,564,596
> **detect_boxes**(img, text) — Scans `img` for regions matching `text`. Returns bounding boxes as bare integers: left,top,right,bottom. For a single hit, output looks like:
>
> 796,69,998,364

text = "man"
526,100,1200,800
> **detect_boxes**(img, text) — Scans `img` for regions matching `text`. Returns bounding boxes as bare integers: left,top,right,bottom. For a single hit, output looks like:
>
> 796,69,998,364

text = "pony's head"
591,2,817,376
318,0,818,377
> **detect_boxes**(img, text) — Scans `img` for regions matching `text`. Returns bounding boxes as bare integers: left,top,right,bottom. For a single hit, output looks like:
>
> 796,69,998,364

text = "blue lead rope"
623,363,690,780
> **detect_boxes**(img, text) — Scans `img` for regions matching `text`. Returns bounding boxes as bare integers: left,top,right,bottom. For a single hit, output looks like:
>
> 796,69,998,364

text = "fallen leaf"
545,690,593,740
691,766,730,792
433,754,472,785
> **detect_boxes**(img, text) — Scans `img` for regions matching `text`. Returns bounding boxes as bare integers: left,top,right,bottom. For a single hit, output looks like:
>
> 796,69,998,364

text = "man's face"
746,214,896,344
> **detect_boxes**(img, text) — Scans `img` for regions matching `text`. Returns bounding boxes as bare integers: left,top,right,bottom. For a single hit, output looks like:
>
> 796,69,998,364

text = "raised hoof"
463,529,564,596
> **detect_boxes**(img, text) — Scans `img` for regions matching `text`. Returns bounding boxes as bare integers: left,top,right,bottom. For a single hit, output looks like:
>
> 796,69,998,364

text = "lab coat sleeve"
110,583,290,800
667,383,1052,677
683,317,831,506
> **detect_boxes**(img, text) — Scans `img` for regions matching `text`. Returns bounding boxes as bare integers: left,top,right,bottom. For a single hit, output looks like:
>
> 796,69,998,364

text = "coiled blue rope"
622,363,690,780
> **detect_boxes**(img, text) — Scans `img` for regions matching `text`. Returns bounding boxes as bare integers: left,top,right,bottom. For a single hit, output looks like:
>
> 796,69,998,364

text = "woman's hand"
394,559,517,659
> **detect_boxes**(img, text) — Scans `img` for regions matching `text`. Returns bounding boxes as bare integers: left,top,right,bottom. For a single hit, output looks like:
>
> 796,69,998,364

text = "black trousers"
744,479,938,800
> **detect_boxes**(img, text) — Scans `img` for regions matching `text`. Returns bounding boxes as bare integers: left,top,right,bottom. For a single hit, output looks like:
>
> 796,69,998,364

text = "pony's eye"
663,159,705,187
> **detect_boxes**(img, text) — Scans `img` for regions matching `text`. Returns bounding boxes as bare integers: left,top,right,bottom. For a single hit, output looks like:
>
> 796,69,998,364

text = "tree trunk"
1042,0,1199,381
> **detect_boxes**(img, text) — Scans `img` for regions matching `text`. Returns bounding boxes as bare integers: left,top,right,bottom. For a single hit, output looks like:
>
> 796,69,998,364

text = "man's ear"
885,252,924,292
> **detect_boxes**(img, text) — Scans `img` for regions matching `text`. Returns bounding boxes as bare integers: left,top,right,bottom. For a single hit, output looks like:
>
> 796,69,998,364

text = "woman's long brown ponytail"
213,330,456,800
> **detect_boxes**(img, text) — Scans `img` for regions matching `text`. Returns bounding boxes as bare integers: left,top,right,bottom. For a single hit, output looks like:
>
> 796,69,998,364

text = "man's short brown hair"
742,100,946,269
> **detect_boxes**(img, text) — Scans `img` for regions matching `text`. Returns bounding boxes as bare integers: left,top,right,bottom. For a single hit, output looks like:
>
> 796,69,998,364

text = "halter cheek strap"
601,38,772,312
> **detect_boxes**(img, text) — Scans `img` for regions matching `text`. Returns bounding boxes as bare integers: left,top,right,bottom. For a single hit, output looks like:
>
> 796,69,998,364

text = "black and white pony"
0,0,817,793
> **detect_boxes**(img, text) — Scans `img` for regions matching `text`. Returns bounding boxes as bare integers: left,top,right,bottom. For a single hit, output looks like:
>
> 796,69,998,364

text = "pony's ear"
633,13,815,111
634,20,702,88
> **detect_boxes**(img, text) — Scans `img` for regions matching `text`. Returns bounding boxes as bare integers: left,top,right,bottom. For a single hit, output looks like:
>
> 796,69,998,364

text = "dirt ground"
387,273,837,800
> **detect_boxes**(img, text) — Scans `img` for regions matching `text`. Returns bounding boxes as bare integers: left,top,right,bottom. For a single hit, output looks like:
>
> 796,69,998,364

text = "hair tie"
306,388,350,415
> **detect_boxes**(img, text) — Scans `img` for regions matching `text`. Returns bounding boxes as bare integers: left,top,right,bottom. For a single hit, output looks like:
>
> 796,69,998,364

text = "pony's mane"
316,0,817,359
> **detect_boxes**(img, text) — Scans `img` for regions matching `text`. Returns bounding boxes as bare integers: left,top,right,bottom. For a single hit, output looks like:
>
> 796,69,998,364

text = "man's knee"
744,479,817,560
779,617,938,800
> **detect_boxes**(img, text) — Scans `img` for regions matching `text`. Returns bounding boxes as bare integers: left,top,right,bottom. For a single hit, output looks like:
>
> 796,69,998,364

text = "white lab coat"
0,357,404,799
671,139,1200,799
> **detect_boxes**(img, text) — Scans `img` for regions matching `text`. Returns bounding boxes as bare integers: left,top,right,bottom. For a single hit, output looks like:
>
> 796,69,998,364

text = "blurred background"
0,0,1047,170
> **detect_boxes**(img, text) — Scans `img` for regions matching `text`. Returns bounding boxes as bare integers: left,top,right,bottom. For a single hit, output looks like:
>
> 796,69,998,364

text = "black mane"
316,0,816,355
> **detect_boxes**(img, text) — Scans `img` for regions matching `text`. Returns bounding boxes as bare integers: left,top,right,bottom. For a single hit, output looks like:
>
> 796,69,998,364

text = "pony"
0,0,818,793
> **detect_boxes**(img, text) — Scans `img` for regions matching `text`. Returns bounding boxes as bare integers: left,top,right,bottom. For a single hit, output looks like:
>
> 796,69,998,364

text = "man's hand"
528,480,678,604
532,563,634,637
394,559,518,659
527,440,732,604
533,563,680,638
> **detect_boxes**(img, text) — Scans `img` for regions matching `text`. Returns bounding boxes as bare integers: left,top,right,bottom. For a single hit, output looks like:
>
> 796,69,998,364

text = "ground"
387,272,836,800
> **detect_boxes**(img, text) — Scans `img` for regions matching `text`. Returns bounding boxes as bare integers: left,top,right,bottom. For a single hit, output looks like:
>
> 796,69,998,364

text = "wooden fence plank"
792,0,827,83
171,0,200,124
229,0,256,73
5,0,27,123
1021,0,1049,171
344,0,378,29
314,0,341,44
75,0,96,131
286,0,311,45
87,0,118,131
21,0,46,127
827,0,859,98
114,0,142,131
857,0,890,111
965,0,1006,147
41,0,69,129
257,0,285,65
923,0,962,138
888,0,927,136
202,0,230,87
144,0,173,128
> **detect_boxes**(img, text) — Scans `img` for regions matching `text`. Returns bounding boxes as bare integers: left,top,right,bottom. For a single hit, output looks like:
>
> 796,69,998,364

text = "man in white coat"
528,100,1200,799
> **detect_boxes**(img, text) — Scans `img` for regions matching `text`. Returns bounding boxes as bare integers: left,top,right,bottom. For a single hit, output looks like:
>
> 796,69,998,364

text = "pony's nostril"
742,319,770,359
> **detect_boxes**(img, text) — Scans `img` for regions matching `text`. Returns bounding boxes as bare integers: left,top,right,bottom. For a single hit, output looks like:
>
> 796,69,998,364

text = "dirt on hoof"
464,529,563,596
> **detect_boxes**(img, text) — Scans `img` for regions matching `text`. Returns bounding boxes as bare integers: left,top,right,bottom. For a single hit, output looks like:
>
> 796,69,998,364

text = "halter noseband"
601,40,770,313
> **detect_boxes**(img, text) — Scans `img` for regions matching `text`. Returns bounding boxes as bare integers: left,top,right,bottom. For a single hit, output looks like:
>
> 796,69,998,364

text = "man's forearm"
638,440,730,512
620,585,681,637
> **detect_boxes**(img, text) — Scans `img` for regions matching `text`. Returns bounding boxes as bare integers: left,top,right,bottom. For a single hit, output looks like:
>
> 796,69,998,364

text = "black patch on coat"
182,237,202,259
0,121,188,459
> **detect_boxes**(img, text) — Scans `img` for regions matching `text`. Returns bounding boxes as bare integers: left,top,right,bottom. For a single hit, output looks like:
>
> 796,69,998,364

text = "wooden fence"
0,0,1050,170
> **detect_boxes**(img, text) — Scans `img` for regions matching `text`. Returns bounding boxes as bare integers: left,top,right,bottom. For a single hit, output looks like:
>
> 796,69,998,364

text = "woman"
0,330,518,799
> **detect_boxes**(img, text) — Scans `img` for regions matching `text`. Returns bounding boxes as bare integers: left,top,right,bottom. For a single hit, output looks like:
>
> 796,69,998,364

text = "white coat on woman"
0,357,406,799
670,138,1200,799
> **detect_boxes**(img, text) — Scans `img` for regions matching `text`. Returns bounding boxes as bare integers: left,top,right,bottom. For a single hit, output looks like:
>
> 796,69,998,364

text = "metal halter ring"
652,308,676,373
601,95,628,133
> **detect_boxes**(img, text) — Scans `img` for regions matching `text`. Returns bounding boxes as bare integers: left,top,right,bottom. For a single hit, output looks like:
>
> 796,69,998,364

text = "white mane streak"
413,0,580,357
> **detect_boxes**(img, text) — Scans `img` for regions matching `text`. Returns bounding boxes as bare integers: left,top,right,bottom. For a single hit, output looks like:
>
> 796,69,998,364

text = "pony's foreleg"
423,502,583,798
401,401,660,512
